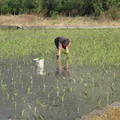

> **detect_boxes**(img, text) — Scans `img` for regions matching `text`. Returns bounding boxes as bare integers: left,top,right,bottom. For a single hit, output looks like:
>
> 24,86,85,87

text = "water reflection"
33,58,44,75
55,59,71,79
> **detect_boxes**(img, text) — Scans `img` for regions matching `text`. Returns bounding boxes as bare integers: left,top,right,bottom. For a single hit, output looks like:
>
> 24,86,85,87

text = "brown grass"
89,107,120,120
0,14,120,27
76,102,120,120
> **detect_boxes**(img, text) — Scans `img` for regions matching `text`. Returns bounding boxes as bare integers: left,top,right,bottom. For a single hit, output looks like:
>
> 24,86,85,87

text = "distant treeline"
0,0,120,17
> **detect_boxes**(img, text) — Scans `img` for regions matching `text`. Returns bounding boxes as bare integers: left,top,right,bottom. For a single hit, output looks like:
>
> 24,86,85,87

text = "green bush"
105,8,120,20
0,0,120,17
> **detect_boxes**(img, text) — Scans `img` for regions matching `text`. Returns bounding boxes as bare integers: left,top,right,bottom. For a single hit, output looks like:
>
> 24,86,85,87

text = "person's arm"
66,42,70,55
66,47,69,55
57,42,62,58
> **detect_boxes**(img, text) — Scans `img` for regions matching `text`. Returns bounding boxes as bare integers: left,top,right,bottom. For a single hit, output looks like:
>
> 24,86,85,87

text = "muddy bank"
77,102,120,120
0,25,120,30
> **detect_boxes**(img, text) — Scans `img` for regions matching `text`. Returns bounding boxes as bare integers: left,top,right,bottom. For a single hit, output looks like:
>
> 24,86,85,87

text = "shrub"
105,8,120,20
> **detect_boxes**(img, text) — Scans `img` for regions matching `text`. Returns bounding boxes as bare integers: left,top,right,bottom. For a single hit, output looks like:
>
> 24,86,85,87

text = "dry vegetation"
90,107,120,120
76,102,120,120
0,14,120,27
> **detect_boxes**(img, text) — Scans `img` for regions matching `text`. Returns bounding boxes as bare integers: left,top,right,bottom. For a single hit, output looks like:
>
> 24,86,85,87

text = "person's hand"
66,53,69,55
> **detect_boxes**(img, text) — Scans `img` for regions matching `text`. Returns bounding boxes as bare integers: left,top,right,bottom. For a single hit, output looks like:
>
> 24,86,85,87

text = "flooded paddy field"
0,56,120,120
0,28,120,120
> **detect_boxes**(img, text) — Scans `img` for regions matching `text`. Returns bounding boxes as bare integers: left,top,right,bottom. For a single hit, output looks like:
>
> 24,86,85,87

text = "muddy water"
0,56,120,120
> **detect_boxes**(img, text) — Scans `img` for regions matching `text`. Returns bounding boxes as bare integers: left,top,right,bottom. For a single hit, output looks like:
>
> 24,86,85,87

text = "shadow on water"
0,56,120,120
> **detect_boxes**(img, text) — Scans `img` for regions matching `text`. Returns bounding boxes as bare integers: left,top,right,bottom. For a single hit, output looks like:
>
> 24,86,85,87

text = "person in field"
54,37,70,58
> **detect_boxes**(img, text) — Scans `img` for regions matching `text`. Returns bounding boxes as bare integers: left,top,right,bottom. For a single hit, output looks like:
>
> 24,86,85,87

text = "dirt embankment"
0,14,120,29
76,102,120,120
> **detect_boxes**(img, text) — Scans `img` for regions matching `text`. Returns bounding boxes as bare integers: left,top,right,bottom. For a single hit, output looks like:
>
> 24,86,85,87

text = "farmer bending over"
54,37,70,58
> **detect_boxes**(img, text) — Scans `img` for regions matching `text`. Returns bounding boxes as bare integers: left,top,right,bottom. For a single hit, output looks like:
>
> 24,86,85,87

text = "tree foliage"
0,0,120,17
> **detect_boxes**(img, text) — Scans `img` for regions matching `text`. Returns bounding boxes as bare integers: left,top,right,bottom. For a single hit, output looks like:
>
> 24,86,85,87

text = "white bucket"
33,58,44,75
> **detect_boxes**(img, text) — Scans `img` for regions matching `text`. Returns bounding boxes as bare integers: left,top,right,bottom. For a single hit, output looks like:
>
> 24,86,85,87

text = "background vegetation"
0,28,120,67
0,0,120,20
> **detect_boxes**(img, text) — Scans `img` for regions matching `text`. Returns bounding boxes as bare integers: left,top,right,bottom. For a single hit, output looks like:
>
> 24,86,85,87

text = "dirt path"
0,25,120,30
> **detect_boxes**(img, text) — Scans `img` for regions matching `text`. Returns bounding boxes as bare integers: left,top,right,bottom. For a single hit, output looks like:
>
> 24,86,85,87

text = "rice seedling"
50,114,54,119
6,92,10,101
26,118,30,120
37,114,44,120
27,103,31,109
106,92,110,105
1,84,7,92
0,28,120,67
13,101,17,110
13,90,18,96
97,98,103,106
26,86,31,94
32,114,38,119
34,106,37,112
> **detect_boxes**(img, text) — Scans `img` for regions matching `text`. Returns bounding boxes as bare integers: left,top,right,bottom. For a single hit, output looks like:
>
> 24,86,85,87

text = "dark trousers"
54,37,60,49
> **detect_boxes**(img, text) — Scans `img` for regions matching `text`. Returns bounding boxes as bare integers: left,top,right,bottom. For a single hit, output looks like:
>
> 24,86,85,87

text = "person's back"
54,37,70,58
